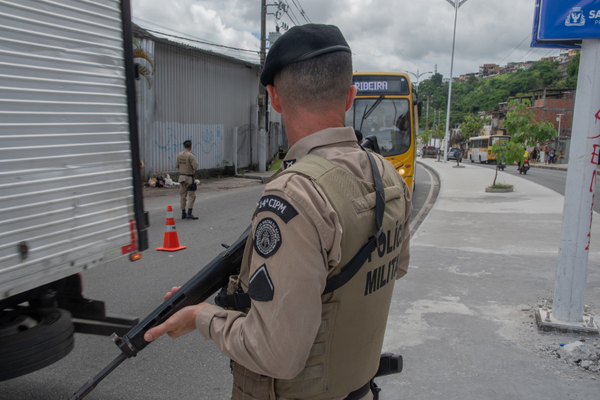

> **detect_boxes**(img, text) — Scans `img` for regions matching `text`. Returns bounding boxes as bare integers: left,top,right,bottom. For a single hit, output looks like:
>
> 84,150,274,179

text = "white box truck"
0,0,148,380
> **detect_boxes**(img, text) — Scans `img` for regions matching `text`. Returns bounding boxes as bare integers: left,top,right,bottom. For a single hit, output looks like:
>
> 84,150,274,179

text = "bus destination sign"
353,75,410,96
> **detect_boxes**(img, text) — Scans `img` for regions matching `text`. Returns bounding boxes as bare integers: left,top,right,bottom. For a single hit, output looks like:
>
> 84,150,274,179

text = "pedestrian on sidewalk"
544,144,550,164
176,140,199,220
548,148,556,164
144,23,412,400
530,147,538,163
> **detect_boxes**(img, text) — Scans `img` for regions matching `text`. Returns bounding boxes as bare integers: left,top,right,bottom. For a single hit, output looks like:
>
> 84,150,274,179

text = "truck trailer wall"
0,0,142,300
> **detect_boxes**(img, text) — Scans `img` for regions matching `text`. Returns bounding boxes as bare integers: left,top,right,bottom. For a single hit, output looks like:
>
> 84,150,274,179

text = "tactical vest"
235,153,407,400
177,151,195,175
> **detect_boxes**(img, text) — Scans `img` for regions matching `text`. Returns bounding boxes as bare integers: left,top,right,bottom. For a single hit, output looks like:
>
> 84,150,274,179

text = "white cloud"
131,0,558,77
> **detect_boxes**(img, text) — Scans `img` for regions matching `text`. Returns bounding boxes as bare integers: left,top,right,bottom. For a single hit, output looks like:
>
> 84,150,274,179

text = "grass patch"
269,159,282,171
489,183,514,189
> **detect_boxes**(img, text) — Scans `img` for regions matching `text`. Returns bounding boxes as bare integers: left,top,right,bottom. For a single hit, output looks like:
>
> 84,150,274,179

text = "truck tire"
0,308,74,381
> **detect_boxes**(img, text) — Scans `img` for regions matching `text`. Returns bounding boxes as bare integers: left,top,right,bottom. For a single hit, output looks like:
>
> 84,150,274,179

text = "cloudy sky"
131,0,556,80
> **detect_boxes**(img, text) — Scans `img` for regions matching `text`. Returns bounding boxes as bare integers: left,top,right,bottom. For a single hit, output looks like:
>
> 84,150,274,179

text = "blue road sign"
538,0,600,40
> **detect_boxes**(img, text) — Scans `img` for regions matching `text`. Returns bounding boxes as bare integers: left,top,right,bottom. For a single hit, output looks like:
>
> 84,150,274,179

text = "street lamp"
443,0,469,162
405,68,432,91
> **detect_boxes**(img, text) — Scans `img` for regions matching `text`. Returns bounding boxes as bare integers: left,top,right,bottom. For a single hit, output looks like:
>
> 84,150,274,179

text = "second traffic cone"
156,205,186,252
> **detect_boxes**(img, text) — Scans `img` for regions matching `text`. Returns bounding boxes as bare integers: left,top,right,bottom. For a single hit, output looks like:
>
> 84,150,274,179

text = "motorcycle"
517,158,530,175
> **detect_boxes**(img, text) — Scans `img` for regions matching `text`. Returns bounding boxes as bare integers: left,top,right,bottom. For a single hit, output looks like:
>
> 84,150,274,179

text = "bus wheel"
0,308,74,381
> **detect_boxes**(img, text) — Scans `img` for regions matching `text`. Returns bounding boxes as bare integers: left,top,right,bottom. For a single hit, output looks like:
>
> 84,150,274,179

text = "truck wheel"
0,308,74,381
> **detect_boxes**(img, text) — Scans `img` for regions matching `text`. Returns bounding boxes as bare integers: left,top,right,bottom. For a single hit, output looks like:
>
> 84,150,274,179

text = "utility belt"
230,353,402,400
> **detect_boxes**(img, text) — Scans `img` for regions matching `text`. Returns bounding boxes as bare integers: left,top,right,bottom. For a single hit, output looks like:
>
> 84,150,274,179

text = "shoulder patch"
257,195,298,223
248,264,274,302
284,159,296,169
254,218,282,258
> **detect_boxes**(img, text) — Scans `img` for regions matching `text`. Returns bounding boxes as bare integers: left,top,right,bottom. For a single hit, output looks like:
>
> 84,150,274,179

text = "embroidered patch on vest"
254,218,282,258
257,195,298,223
248,264,274,302
284,159,296,169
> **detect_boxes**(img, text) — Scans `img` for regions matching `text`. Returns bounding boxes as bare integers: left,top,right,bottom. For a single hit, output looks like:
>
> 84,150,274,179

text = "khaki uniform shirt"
176,150,198,184
196,127,412,399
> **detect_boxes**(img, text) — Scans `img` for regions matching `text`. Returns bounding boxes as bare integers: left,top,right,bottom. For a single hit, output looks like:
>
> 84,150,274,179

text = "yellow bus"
468,135,509,163
346,72,419,192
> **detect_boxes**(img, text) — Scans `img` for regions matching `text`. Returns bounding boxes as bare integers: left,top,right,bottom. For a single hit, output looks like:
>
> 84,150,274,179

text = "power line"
133,17,260,58
497,33,531,65
282,0,300,25
517,47,542,63
290,0,311,23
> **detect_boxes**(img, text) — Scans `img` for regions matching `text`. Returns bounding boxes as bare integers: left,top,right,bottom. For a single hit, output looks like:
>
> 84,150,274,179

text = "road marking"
410,162,437,236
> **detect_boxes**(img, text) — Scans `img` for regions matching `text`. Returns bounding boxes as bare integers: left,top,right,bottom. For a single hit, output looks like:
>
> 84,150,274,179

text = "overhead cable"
497,33,531,65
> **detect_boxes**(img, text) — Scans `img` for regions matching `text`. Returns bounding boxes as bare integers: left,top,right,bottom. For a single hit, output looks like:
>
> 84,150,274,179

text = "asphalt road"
0,168,435,400
469,161,600,214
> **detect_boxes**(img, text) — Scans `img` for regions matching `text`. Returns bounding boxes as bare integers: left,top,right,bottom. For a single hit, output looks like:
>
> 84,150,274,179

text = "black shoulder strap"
323,148,385,295
219,149,387,309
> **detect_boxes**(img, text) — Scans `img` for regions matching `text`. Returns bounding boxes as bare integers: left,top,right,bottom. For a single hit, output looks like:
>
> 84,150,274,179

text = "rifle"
69,226,250,400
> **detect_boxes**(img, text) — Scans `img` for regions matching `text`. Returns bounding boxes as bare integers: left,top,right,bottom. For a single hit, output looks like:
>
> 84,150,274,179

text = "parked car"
422,146,438,158
447,147,463,162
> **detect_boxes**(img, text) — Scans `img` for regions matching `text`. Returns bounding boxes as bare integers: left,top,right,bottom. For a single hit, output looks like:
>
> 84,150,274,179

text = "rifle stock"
69,226,250,399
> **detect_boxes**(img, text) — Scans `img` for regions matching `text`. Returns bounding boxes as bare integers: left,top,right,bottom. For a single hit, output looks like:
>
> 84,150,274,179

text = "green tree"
460,113,490,138
564,53,580,88
503,99,556,148
133,37,155,89
490,141,525,186
419,128,433,147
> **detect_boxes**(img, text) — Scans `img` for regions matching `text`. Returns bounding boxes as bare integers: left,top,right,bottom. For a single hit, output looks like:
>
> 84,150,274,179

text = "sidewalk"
379,158,600,399
142,171,273,198
529,161,569,171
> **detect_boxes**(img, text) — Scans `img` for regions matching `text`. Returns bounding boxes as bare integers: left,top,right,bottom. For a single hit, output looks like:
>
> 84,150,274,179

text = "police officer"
176,140,199,220
145,24,411,400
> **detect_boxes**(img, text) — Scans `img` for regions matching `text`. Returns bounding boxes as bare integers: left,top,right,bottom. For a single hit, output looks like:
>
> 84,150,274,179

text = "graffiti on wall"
153,124,224,170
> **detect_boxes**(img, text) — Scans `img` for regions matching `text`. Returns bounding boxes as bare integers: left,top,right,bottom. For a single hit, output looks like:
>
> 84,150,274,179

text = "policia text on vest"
365,221,404,296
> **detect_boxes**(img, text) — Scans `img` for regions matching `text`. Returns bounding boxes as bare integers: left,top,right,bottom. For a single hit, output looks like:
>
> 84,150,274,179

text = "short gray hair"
273,51,353,113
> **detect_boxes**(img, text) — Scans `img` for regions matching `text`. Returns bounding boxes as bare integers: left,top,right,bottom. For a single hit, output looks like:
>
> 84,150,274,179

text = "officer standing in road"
176,140,199,220
145,24,412,400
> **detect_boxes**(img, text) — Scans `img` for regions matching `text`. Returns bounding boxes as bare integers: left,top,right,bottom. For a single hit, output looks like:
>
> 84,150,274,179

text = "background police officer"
145,24,411,400
176,140,199,220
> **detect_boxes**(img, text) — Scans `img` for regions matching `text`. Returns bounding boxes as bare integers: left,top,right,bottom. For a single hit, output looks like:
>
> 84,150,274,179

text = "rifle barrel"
68,354,127,400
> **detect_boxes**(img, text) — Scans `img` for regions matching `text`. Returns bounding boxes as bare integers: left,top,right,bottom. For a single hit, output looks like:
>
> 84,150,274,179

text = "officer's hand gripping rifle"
69,226,250,400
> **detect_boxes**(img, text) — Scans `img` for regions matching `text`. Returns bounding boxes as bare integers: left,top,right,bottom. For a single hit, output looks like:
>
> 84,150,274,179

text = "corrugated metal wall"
0,0,137,297
136,36,283,177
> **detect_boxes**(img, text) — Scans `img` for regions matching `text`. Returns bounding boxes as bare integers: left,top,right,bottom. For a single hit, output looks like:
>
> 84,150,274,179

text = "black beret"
183,140,192,147
260,24,351,87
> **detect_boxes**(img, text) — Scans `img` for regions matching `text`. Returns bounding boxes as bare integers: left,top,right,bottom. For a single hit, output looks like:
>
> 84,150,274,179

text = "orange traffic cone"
156,205,186,251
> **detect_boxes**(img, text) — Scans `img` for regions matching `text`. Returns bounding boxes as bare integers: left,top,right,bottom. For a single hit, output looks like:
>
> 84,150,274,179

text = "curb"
529,164,568,171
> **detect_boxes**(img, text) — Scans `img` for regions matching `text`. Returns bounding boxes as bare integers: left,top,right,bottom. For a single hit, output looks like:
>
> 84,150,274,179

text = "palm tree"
133,37,155,88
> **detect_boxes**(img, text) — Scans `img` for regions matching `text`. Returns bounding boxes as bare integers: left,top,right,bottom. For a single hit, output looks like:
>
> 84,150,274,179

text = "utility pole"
258,0,267,172
426,96,431,130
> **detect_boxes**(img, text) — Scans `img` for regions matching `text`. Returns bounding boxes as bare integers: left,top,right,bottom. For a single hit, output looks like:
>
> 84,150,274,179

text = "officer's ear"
266,85,282,113
345,85,357,112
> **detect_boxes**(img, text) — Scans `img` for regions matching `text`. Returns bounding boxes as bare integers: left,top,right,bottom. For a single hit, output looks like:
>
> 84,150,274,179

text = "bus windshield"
350,98,411,157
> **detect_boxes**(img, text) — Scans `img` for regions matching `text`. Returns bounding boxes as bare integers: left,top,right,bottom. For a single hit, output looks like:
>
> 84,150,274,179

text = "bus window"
352,98,411,157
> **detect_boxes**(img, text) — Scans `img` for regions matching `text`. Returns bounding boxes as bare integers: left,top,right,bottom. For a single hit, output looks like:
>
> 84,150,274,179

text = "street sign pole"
532,1,600,334
552,39,600,327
